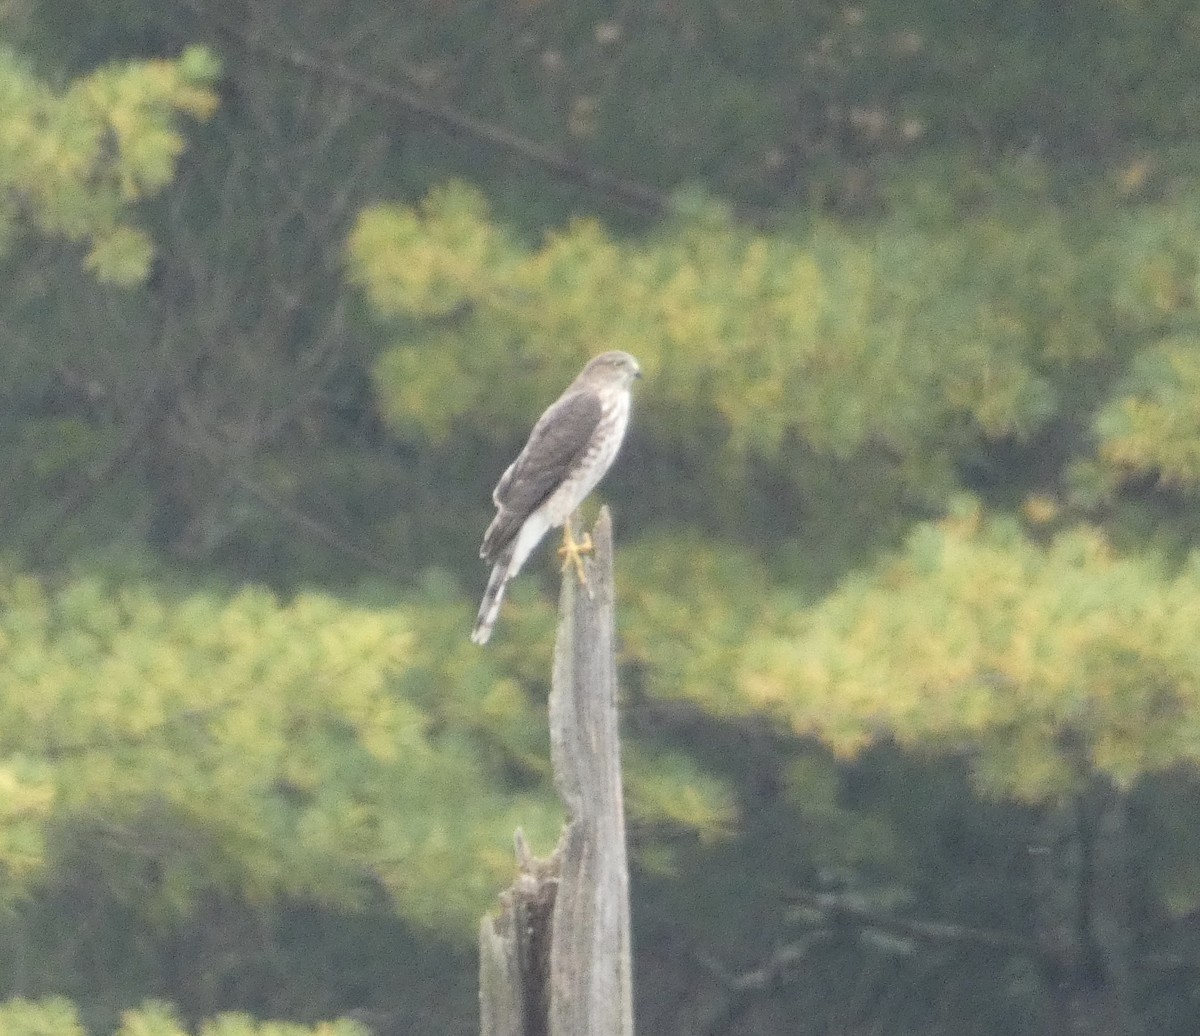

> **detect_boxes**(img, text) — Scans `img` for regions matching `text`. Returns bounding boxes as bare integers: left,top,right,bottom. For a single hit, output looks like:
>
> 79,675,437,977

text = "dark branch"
786,889,1042,957
24,382,170,564
185,1,668,216
693,936,827,1036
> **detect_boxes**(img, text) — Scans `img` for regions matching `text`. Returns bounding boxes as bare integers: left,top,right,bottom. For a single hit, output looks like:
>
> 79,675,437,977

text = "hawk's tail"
471,548,514,645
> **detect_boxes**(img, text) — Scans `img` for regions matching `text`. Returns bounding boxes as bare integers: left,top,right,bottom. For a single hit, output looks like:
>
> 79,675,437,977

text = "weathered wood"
547,507,634,1036
480,831,559,1036
479,507,634,1036
479,893,527,1036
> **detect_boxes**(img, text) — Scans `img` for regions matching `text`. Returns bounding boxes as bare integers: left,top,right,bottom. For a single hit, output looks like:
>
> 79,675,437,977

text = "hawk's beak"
634,367,643,380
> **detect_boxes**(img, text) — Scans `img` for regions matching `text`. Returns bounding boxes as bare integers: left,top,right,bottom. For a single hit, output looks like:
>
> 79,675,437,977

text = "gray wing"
482,389,602,560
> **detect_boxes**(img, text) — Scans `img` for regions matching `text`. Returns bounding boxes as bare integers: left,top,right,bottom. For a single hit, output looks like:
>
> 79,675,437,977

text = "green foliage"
617,530,782,717
340,172,1200,1030
1095,336,1200,490
0,45,218,284
349,174,1200,516
0,998,365,1036
622,741,736,856
0,568,537,929
22,0,1200,208
0,996,86,1036
741,502,1200,800
8,0,1200,1031
0,561,730,939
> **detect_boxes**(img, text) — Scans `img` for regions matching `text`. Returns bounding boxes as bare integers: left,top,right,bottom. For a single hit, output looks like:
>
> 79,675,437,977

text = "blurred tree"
0,561,731,1029
3,0,1200,1033
0,998,366,1036
0,42,218,284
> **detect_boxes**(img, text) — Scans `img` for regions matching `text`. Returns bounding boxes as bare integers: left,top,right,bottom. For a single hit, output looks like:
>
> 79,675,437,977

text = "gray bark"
480,507,634,1036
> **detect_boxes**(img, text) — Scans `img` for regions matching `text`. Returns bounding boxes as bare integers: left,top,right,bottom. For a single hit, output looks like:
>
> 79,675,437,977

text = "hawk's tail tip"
473,555,512,646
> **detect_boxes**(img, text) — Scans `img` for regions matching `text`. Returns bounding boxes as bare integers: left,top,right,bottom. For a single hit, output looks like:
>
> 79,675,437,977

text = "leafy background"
1,0,1200,1032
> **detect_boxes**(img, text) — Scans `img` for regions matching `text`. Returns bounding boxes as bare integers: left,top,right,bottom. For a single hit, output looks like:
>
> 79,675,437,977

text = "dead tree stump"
479,507,634,1036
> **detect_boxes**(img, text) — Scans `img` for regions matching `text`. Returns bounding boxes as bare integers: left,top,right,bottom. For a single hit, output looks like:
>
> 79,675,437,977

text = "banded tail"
471,546,515,645
471,511,551,645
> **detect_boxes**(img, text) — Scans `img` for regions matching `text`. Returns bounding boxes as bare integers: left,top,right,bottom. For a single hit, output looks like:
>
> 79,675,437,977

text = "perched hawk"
471,351,642,645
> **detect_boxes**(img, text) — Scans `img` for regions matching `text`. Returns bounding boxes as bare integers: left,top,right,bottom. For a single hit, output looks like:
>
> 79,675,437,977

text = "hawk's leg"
558,514,594,593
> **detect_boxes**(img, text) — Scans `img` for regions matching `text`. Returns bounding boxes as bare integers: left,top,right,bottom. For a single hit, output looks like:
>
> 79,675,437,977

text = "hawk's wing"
482,388,602,561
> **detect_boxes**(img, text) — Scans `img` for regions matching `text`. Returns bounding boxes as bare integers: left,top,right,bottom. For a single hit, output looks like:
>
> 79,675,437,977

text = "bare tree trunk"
1035,778,1140,1036
480,507,634,1036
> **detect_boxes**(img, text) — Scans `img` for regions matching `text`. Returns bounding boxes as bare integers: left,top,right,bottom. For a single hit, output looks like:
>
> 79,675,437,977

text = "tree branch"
785,889,1043,957
184,0,668,216
692,936,826,1036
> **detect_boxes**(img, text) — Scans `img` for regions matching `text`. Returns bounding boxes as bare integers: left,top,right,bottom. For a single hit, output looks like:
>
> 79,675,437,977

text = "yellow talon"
558,518,594,588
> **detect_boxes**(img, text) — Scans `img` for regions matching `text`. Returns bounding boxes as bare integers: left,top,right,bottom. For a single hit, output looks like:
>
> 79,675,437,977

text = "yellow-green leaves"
0,999,366,1036
0,998,87,1036
0,46,219,285
740,505,1200,801
0,570,495,931
0,759,54,891
623,744,737,857
81,224,155,286
0,562,735,935
1096,336,1200,489
347,181,1088,499
74,48,219,199
347,183,511,319
617,531,780,717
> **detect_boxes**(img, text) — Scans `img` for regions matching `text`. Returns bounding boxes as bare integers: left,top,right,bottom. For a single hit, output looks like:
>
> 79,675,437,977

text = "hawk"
471,351,642,645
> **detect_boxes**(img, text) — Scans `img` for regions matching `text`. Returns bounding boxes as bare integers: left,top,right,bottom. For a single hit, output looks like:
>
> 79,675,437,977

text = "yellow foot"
558,518,594,591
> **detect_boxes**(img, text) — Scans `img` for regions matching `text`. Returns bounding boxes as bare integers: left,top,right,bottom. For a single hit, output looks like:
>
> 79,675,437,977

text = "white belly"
539,389,630,529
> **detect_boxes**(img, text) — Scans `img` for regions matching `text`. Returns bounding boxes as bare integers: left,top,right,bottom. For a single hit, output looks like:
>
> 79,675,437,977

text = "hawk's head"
581,350,642,388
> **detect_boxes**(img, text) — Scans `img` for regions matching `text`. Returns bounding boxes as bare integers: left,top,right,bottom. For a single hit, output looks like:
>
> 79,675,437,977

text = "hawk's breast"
538,388,631,528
